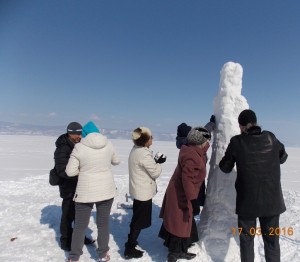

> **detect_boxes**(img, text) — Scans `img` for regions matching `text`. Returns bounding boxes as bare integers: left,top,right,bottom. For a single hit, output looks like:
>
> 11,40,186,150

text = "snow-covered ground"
0,135,299,261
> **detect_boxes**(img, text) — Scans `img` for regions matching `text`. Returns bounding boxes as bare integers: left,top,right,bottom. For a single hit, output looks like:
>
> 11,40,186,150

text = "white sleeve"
111,143,120,166
141,150,162,179
65,146,80,177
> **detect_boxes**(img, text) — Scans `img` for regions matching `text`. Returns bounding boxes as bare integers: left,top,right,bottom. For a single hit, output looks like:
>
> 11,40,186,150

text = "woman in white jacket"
124,127,166,259
66,121,120,262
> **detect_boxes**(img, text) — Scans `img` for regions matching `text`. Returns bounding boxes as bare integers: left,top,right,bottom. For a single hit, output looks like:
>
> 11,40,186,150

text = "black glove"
210,115,216,123
191,199,200,216
154,152,167,164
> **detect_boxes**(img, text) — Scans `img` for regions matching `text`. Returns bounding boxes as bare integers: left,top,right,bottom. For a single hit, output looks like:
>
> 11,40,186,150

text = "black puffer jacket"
219,126,288,217
54,134,78,199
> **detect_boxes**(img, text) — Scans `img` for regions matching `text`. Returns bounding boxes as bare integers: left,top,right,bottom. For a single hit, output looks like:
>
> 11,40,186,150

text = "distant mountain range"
0,121,176,141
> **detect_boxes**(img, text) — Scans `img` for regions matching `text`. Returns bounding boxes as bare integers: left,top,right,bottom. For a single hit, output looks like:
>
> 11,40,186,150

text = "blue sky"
0,0,299,145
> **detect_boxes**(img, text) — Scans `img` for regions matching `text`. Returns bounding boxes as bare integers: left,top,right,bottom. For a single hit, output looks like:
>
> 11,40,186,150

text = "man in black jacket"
219,110,288,262
54,122,94,251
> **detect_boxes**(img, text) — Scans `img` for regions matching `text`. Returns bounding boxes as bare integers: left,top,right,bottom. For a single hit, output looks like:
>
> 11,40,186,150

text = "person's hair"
132,127,152,146
238,109,257,126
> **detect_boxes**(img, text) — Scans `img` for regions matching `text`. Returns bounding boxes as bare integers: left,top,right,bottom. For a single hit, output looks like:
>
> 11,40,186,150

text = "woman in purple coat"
159,127,211,262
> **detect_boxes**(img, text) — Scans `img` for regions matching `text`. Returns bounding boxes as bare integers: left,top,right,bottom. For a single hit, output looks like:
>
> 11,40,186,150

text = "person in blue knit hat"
66,121,120,262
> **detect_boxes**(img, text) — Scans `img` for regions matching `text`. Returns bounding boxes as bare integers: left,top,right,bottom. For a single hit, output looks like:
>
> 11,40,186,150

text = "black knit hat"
238,109,257,126
177,123,192,137
67,122,82,135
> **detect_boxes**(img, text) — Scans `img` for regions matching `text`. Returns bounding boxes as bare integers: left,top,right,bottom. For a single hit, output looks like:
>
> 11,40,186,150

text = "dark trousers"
197,182,206,206
60,198,75,246
126,199,152,248
238,215,281,262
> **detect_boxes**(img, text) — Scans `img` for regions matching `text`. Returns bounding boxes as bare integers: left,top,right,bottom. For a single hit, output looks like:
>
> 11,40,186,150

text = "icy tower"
198,62,249,261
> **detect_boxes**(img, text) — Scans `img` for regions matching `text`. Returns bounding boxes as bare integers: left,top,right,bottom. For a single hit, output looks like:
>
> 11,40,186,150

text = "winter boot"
167,252,179,262
124,242,144,259
179,252,196,260
167,251,196,261
124,229,144,259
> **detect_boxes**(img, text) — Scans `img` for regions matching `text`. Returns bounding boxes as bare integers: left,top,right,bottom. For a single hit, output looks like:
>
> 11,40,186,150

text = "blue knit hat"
82,121,100,138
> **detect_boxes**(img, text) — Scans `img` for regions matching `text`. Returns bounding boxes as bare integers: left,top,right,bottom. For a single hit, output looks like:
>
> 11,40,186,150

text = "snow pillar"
197,62,249,261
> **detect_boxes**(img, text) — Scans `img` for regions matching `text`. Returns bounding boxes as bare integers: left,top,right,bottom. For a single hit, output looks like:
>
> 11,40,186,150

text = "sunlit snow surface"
0,135,299,261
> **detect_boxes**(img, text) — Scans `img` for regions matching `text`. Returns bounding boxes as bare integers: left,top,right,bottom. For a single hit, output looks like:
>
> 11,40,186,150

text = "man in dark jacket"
54,122,94,251
219,109,288,262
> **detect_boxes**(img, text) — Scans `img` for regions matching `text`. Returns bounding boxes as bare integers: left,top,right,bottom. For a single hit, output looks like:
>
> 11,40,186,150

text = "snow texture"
198,62,248,261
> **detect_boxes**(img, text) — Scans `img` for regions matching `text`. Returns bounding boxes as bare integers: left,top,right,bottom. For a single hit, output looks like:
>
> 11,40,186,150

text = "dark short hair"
238,109,257,126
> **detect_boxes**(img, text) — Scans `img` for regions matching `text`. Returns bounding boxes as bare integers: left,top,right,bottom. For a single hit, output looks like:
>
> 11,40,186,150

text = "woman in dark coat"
159,127,211,262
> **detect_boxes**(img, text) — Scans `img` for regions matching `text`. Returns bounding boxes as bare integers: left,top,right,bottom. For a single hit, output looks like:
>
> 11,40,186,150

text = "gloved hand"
191,199,200,216
210,115,216,123
154,152,167,164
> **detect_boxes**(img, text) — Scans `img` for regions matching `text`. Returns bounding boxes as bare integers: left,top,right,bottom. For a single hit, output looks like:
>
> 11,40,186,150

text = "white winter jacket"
66,133,120,203
128,146,162,201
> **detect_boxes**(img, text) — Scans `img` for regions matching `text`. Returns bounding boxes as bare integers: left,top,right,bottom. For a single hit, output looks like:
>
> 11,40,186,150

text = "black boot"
124,242,144,259
179,252,196,260
124,229,144,259
167,252,179,262
167,252,196,261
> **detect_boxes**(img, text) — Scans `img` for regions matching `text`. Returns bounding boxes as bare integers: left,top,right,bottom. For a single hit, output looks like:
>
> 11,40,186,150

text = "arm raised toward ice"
219,140,236,173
